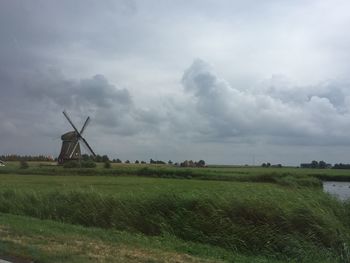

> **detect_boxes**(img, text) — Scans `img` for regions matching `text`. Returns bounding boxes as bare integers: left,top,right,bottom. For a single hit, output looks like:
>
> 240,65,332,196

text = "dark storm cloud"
23,71,132,109
20,70,164,131
0,67,163,150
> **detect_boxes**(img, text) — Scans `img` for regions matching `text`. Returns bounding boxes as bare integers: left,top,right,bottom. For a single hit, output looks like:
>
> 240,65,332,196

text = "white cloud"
179,59,350,144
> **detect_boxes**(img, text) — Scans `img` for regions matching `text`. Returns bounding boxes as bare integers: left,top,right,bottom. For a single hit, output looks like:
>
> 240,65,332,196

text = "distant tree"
262,163,267,167
125,160,130,164
95,155,102,162
311,160,318,168
168,160,173,165
19,160,29,169
197,160,205,167
141,161,146,164
319,160,327,169
104,161,111,169
116,158,122,163
266,162,271,167
180,160,189,167
300,163,312,168
1,154,54,162
102,155,109,162
333,163,350,169
135,160,139,164
149,159,166,164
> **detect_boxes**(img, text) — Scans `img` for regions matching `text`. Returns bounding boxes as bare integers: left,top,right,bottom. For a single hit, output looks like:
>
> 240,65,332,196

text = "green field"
0,162,350,262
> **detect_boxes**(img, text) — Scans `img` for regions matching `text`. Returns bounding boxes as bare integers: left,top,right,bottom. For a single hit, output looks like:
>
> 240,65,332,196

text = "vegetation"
180,160,206,167
0,163,350,262
333,163,350,169
104,160,111,169
0,213,287,263
81,160,97,168
0,154,53,161
2,162,349,184
19,160,29,169
300,160,330,169
63,160,97,168
150,159,166,164
63,160,80,168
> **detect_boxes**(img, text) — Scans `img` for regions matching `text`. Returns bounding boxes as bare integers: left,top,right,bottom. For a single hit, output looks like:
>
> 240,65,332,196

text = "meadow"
0,162,350,262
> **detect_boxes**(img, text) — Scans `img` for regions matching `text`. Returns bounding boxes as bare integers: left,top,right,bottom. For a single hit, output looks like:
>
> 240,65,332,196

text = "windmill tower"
58,111,96,164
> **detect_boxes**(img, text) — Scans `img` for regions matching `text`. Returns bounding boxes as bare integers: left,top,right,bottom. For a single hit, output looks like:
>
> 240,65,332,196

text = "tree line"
0,155,54,161
300,160,350,169
5,154,350,170
300,160,330,169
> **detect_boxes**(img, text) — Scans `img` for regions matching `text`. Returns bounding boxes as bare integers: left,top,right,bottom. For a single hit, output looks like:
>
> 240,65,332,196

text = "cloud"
0,66,167,142
1,1,350,164
20,69,131,118
179,59,350,145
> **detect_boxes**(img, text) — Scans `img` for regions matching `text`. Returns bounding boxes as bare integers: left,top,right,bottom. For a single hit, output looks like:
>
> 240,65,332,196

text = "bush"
81,160,97,168
104,161,111,169
19,160,29,169
63,161,79,168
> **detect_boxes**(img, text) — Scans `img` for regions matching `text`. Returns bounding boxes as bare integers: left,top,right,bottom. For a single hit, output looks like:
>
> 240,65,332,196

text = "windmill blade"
80,116,90,135
63,111,81,137
80,137,96,156
69,141,80,159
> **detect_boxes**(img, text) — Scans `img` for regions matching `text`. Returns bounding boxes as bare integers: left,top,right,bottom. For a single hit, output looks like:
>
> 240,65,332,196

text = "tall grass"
1,164,349,261
0,187,348,261
0,165,324,188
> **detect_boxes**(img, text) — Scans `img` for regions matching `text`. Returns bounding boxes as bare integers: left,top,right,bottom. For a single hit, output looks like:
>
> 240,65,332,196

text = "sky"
1,0,350,165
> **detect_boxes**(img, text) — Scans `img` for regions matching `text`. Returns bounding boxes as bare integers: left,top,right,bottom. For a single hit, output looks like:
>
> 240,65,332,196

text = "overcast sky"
1,0,350,165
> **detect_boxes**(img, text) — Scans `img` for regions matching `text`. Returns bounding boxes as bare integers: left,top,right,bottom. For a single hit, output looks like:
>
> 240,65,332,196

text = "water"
323,181,350,201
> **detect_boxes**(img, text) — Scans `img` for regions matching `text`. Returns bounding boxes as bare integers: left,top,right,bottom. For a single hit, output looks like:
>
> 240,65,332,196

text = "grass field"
0,162,350,262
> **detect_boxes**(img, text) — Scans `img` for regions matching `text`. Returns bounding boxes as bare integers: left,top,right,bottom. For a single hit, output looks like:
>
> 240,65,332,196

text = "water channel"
323,181,350,201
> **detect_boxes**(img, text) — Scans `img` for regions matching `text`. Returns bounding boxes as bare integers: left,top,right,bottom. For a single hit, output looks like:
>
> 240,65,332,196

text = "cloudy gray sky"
1,0,350,165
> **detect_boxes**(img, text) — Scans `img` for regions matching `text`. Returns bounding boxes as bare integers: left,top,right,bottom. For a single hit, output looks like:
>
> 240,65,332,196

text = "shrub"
63,161,79,168
104,161,111,169
19,160,29,169
81,160,97,168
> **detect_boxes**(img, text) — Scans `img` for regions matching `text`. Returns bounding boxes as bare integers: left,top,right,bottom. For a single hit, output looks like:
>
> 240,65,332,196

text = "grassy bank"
0,174,349,262
1,213,273,263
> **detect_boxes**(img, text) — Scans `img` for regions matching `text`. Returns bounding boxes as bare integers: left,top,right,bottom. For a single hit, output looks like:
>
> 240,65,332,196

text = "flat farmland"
0,163,349,262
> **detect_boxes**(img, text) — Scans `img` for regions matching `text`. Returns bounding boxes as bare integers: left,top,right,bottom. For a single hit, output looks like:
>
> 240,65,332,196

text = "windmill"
57,111,96,164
